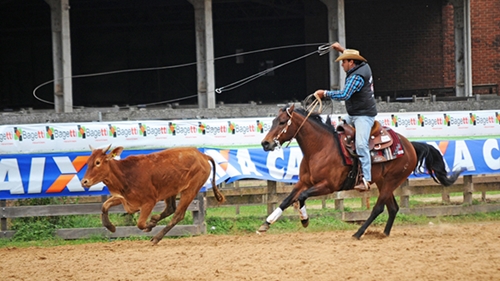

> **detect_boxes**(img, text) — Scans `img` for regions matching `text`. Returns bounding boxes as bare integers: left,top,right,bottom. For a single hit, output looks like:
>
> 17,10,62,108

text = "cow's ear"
108,146,124,159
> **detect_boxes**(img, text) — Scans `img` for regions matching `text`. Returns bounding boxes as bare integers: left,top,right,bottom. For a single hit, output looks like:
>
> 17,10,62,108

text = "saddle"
334,120,404,191
337,120,393,153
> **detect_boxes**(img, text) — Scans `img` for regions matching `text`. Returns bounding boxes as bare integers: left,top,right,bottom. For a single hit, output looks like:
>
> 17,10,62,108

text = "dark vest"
345,62,377,117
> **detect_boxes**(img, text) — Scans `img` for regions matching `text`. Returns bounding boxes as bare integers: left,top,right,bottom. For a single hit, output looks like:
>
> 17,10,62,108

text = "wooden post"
442,187,450,204
334,199,344,211
334,192,344,211
400,179,410,208
267,180,277,215
193,192,207,234
361,192,370,209
190,0,216,108
320,0,346,91
463,175,473,205
1,200,6,234
235,180,240,215
47,0,73,113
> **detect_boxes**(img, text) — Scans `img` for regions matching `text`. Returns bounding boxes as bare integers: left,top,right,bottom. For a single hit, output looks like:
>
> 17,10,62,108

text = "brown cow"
80,145,225,245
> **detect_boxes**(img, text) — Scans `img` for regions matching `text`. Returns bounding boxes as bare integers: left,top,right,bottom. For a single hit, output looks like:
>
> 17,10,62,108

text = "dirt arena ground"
1,221,500,281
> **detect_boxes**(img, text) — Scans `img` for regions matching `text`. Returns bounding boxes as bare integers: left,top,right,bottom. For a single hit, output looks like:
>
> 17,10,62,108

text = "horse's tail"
411,141,462,186
206,155,225,204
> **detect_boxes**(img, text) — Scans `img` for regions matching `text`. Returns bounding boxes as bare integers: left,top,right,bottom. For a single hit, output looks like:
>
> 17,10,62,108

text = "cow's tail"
207,155,225,204
411,141,463,186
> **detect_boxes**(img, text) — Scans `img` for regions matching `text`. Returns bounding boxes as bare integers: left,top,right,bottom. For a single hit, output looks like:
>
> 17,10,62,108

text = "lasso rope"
215,49,318,94
33,43,333,109
216,43,332,93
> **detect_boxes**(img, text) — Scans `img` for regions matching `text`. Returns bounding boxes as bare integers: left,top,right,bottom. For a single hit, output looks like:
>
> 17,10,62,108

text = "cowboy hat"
335,49,367,62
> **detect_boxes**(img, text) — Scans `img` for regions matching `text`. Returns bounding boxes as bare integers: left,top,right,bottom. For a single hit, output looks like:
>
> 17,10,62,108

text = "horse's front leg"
257,182,308,234
295,180,331,228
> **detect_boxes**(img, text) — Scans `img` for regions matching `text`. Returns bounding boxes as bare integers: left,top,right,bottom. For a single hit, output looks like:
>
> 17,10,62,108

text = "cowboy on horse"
313,42,376,192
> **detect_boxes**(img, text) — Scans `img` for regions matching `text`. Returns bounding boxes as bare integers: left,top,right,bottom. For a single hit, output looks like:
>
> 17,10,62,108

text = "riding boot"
354,177,371,192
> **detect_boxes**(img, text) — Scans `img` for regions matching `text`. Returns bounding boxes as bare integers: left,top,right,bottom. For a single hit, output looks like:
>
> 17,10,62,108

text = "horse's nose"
261,140,273,151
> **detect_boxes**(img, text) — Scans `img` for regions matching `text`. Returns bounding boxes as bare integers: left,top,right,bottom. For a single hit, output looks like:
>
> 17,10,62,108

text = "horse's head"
261,104,297,151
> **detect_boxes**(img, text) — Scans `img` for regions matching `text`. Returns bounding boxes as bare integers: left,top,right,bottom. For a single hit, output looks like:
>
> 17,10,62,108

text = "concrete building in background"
0,0,498,112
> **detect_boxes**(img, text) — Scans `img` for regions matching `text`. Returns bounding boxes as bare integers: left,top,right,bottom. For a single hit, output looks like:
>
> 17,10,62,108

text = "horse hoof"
257,224,269,233
352,233,362,240
150,237,160,245
301,219,309,228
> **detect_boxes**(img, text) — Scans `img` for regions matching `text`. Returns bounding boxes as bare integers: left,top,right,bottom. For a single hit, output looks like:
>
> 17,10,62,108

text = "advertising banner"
1,110,499,199
1,110,499,154
1,138,499,200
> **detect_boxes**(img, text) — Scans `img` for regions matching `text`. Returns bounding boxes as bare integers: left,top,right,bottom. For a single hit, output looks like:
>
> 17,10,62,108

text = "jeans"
344,115,375,181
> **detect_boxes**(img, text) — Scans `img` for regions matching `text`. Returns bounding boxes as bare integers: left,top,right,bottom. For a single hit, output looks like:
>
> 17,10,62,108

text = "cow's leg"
150,192,194,245
101,196,123,233
136,202,156,232
145,196,176,232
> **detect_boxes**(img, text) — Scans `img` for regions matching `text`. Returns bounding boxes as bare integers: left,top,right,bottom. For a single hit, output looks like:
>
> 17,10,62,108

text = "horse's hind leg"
353,189,401,239
352,198,385,239
379,175,407,236
383,195,399,236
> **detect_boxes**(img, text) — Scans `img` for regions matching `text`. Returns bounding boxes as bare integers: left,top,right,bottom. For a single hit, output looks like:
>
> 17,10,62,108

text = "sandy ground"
1,221,500,281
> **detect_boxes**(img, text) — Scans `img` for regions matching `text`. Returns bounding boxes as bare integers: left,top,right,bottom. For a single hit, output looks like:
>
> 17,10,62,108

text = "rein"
273,98,322,148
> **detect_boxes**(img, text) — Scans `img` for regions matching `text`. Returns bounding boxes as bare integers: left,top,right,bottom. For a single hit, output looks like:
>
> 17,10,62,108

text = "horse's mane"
293,107,336,134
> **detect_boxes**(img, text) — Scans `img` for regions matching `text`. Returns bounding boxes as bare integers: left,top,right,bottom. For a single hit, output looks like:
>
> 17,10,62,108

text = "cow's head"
81,144,124,188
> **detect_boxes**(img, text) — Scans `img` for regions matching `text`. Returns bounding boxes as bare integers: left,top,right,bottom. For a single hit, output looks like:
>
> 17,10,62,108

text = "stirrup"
354,177,370,192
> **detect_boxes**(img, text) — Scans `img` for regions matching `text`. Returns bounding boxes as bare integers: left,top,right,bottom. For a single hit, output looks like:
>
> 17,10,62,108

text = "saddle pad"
386,128,405,158
337,127,404,166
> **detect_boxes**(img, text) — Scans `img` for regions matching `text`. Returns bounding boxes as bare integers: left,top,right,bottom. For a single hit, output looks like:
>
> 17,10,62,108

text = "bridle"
272,99,321,149
273,107,293,149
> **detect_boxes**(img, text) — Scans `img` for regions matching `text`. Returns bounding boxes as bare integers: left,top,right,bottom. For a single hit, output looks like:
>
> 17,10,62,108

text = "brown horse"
259,104,462,239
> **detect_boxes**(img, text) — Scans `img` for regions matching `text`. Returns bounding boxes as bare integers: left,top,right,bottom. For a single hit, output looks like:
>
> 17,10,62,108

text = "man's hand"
313,90,326,100
331,42,345,53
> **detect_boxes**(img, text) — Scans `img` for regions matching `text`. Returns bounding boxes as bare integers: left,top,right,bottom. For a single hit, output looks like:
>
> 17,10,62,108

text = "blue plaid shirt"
325,74,364,100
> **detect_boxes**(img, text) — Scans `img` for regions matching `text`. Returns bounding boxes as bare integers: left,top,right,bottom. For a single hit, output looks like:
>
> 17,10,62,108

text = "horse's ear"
289,103,295,112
